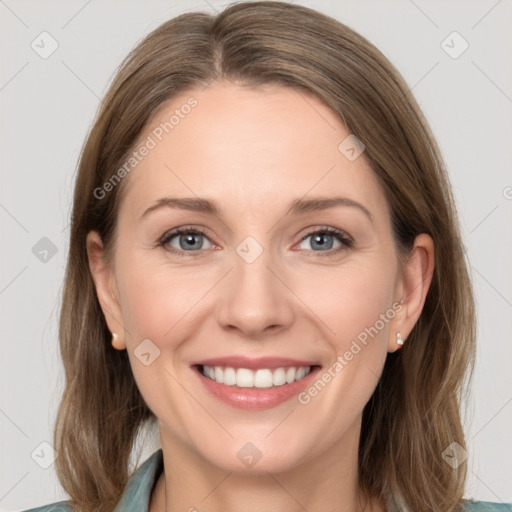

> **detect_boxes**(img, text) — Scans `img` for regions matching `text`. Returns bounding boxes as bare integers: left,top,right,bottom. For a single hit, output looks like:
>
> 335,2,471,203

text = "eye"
158,227,215,256
297,227,353,256
157,225,353,257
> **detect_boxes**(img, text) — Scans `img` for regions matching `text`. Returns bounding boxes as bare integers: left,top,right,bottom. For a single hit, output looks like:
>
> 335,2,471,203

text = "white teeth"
254,369,273,388
223,367,237,386
201,365,312,388
272,368,286,386
296,367,307,380
236,368,254,387
285,367,296,383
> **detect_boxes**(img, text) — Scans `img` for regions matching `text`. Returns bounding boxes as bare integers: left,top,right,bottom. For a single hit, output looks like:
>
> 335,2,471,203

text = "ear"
388,233,435,352
86,230,126,350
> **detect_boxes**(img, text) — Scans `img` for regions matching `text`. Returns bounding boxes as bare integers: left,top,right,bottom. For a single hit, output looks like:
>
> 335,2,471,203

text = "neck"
149,420,386,512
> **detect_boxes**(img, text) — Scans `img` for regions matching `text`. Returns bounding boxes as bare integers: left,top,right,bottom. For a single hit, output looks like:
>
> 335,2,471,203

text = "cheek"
116,254,208,340
296,262,396,417
114,257,206,428
294,257,397,350
292,258,396,421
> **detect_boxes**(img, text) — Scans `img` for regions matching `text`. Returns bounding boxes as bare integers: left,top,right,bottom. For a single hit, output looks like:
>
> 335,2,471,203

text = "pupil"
182,234,200,249
312,233,333,250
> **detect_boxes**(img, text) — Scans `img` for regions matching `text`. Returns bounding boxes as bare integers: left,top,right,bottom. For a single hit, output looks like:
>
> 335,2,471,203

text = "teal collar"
113,449,163,511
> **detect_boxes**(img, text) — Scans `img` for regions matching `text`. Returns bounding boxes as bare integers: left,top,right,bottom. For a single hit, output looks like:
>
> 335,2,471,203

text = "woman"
22,2,511,511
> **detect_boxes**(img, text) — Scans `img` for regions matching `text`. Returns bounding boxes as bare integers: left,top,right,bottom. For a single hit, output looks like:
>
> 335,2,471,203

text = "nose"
216,243,295,339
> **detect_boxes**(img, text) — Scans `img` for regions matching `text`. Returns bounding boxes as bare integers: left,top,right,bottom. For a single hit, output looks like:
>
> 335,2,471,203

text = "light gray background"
1,0,511,510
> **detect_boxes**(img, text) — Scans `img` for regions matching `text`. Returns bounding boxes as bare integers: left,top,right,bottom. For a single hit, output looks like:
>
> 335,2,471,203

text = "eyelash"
157,225,353,258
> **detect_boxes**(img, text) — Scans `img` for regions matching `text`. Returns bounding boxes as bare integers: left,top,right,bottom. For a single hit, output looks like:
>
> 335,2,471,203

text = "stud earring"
111,332,125,351
396,332,404,346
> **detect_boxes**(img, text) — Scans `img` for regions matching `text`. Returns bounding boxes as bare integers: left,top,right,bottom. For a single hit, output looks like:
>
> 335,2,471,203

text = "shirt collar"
113,449,163,511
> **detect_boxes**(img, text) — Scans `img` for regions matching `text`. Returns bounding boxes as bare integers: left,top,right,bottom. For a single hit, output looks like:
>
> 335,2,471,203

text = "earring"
111,332,125,351
396,332,404,346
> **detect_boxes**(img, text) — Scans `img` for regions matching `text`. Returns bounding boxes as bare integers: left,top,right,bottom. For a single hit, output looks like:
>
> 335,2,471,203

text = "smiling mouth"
194,364,321,389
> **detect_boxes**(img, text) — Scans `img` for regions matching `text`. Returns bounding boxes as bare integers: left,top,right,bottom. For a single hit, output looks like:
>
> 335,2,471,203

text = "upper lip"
191,356,321,370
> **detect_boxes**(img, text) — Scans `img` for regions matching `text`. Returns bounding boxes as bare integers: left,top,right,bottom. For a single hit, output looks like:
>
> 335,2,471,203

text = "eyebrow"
140,196,374,224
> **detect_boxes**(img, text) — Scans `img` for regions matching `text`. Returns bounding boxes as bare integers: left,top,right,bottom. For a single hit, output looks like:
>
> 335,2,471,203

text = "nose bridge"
215,233,294,336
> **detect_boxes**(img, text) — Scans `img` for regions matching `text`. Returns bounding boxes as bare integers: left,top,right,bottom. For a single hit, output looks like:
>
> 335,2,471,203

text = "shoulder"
19,501,72,512
19,449,163,512
463,500,512,511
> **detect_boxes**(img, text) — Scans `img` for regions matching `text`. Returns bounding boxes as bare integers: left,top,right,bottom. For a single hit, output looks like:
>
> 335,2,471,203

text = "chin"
201,443,308,475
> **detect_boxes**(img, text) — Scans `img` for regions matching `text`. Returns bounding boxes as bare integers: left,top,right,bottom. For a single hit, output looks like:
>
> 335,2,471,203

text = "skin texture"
87,81,434,512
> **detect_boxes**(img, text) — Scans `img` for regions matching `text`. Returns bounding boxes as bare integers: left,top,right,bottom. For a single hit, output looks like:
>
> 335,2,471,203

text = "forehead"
118,81,389,224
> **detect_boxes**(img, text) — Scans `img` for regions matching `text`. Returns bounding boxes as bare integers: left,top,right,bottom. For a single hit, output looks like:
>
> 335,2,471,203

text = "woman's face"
88,81,429,474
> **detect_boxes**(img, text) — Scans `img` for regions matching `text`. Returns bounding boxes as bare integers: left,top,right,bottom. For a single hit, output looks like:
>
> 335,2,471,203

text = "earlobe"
86,231,126,350
390,233,435,351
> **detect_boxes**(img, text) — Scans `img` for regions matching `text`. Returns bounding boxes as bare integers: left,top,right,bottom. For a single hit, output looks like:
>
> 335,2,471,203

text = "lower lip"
192,365,321,410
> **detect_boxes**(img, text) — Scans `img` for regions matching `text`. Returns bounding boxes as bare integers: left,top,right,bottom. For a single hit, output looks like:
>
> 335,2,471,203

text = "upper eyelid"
301,226,352,242
160,227,211,244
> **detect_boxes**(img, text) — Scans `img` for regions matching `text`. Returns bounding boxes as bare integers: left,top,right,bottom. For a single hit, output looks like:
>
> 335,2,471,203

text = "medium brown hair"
54,2,476,510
